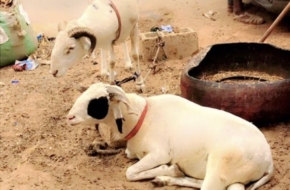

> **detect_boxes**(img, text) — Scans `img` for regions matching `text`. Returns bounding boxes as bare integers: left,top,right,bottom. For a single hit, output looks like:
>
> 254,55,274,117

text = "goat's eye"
65,47,75,55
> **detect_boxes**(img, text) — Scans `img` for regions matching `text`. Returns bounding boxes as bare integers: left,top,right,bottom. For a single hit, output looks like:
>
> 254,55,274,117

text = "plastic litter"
37,33,43,42
11,80,19,84
13,59,39,71
160,25,173,33
25,59,39,70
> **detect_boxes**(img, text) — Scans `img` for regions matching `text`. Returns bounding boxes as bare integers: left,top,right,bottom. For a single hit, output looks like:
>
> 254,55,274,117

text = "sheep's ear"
87,97,109,119
105,85,134,134
105,85,131,111
116,118,123,133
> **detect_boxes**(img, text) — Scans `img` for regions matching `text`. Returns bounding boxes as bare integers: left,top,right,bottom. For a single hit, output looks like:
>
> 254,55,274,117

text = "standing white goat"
50,0,145,91
57,20,132,76
67,82,274,190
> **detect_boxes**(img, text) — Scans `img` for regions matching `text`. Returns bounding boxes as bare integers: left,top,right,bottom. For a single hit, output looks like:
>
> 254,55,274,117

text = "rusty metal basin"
180,42,290,125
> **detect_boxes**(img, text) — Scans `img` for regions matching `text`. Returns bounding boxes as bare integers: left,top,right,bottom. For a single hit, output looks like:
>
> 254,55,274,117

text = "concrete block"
139,27,199,61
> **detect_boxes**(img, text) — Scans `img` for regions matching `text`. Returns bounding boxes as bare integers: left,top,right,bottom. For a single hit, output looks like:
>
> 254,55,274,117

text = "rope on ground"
144,31,167,81
114,30,167,87
114,72,140,87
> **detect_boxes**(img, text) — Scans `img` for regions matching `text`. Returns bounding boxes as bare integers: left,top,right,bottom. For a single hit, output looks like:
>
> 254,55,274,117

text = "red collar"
124,100,148,140
109,0,121,44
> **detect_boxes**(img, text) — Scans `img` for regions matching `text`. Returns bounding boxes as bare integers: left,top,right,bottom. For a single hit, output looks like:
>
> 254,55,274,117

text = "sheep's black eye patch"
87,97,109,119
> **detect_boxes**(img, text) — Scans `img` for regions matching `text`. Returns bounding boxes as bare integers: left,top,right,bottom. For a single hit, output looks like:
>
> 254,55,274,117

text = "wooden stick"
259,2,290,43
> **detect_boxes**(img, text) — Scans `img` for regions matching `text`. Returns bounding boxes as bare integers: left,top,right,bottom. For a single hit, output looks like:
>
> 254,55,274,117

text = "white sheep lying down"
67,82,274,190
50,0,145,90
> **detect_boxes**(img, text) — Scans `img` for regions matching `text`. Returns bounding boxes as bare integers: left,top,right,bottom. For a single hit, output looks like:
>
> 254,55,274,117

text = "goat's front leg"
108,44,116,84
100,48,109,78
122,42,133,71
91,49,96,60
130,23,145,92
126,152,184,181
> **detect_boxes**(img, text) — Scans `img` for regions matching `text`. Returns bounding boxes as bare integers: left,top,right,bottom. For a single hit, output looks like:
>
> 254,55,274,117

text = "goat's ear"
87,97,109,119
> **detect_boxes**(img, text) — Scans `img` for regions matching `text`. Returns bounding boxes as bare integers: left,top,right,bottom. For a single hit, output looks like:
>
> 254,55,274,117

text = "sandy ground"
0,0,290,189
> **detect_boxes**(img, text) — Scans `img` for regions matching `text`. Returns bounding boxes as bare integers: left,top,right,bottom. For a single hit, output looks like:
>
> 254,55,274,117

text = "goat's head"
67,83,132,134
50,27,96,77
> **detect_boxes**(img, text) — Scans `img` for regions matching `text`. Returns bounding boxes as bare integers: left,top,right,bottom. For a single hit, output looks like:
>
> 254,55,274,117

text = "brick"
139,27,199,61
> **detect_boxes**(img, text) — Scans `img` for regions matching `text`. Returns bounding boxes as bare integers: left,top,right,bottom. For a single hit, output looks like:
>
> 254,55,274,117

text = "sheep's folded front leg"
152,176,203,188
126,152,184,181
84,124,126,156
85,140,122,156
227,183,245,190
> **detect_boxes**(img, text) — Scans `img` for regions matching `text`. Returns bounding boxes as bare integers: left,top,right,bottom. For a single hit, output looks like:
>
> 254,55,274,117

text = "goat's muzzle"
52,70,58,77
67,115,75,120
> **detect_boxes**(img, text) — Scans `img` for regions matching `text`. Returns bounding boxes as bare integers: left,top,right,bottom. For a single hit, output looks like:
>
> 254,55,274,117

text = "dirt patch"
0,1,289,190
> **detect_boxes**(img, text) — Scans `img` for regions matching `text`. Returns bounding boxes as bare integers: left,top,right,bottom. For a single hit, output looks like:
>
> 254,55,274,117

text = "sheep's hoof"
125,148,136,159
171,164,185,177
151,177,168,187
108,139,127,148
84,141,122,156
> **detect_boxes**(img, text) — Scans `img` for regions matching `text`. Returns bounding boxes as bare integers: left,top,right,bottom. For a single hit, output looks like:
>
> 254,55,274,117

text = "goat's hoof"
110,81,117,85
125,65,133,71
135,83,146,93
100,72,110,78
